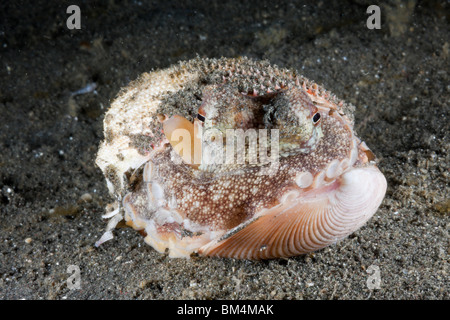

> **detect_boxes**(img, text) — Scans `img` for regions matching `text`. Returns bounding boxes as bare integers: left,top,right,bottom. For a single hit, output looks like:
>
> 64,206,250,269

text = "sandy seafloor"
0,0,448,300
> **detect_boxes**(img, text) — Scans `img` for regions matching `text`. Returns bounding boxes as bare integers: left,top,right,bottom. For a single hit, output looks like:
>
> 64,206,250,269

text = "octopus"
95,57,387,259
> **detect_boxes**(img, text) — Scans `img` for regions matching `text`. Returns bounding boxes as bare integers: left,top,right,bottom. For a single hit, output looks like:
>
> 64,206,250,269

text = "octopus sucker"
96,57,387,259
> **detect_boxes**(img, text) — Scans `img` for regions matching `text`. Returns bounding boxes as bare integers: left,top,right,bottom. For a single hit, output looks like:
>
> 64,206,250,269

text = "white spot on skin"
250,186,259,195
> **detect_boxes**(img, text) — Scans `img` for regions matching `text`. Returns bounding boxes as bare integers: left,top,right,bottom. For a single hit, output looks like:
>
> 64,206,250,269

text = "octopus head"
267,86,323,155
161,84,323,169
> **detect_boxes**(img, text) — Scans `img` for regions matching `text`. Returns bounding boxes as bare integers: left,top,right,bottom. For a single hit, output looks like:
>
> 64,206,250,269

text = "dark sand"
0,0,448,299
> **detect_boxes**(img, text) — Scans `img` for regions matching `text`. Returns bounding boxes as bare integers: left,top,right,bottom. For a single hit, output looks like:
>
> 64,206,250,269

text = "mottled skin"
127,112,351,231
96,57,386,259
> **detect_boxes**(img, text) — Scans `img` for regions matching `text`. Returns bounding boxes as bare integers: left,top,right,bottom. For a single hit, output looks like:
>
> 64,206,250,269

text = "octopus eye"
312,112,321,125
197,113,205,122
197,105,206,123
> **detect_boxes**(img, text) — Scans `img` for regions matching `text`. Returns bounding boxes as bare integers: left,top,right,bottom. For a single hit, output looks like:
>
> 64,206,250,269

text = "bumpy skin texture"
96,57,387,259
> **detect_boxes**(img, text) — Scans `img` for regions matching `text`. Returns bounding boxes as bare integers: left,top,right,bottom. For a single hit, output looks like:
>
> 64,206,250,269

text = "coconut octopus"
95,57,387,259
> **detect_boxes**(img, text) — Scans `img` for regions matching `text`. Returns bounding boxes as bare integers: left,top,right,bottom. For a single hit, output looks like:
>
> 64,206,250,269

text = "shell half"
199,166,386,259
